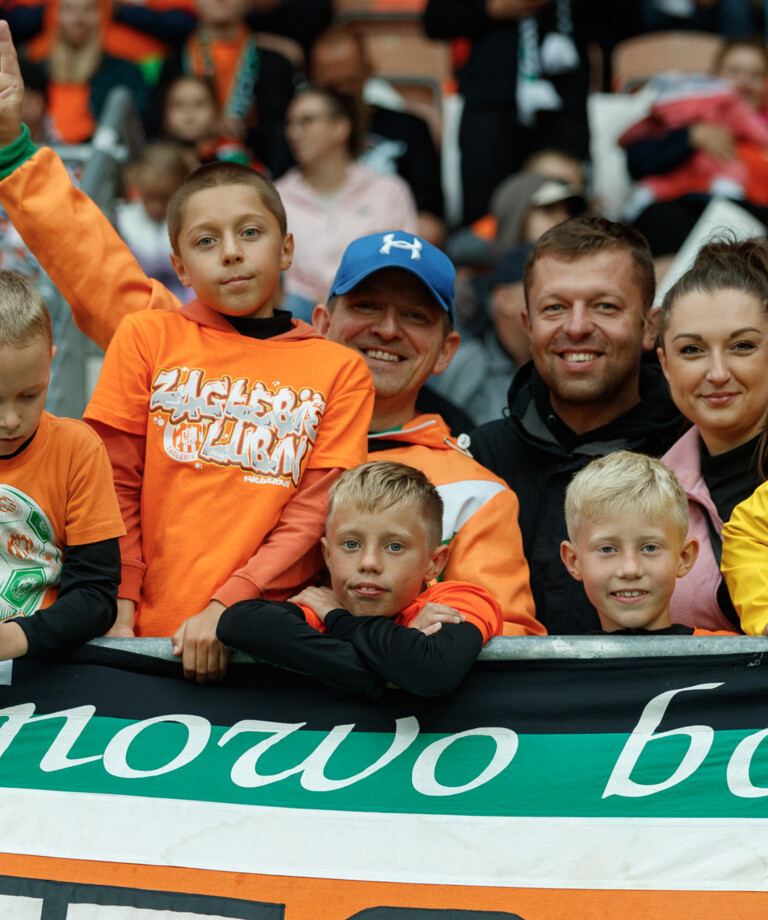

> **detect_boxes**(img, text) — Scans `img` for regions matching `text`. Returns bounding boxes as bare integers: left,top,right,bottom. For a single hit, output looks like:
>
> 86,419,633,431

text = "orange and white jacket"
368,414,543,636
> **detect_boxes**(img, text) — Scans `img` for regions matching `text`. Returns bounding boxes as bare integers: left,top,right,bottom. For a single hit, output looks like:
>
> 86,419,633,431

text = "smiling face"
313,268,460,430
659,287,768,455
0,338,53,456
561,512,697,632
322,500,448,618
170,183,293,318
523,250,654,434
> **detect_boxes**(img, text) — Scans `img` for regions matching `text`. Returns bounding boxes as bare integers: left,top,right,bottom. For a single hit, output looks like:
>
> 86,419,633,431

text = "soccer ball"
0,485,60,619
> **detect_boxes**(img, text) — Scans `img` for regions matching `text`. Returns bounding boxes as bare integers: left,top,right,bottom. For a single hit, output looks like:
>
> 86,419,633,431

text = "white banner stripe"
2,788,768,891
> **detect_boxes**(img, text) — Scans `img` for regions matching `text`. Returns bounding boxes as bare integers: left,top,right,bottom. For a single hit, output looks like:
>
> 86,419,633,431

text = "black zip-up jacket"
469,363,686,635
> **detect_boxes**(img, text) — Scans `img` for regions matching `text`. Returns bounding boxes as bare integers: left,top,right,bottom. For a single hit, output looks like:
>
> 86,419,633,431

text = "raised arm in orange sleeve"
0,147,181,350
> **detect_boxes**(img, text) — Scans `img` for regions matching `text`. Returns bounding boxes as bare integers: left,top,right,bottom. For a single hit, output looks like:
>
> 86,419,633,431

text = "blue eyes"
195,228,260,247
340,540,405,552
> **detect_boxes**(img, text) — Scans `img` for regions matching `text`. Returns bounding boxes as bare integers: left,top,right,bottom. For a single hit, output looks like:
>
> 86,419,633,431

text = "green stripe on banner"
0,711,766,818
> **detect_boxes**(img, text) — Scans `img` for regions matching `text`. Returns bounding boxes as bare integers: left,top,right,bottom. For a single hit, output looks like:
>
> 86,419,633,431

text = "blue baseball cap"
328,231,456,321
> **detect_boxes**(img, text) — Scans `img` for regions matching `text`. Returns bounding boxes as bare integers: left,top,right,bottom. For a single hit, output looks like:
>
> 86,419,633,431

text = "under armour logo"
379,233,422,260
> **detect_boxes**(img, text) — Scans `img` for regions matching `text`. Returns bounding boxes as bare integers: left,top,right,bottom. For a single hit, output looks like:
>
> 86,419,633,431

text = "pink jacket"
276,161,417,304
662,426,733,631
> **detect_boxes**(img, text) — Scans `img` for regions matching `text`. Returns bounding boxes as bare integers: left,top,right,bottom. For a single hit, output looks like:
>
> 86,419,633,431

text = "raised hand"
0,20,24,147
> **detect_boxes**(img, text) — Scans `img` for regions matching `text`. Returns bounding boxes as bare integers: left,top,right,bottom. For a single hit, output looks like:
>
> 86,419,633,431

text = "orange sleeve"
83,317,153,600
0,147,181,350
441,488,544,636
213,467,341,607
410,582,504,645
302,350,374,472
59,425,126,547
87,421,146,604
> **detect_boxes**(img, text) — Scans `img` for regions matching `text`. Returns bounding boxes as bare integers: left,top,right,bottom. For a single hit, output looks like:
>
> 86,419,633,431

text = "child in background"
161,73,219,163
0,25,375,682
0,270,124,660
560,451,737,636
217,461,504,697
161,74,267,175
115,141,192,303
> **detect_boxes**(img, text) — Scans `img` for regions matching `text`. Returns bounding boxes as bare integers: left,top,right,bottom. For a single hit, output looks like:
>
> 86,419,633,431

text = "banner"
1,643,768,919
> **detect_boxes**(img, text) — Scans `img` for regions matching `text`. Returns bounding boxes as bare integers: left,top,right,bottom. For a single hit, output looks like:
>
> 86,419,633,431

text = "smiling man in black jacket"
469,217,685,634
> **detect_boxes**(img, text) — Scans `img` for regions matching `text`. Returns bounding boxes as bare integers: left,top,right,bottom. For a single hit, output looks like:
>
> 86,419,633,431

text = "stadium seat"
612,31,723,92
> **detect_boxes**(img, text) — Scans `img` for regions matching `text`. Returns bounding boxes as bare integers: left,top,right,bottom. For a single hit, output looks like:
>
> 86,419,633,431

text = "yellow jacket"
721,481,768,635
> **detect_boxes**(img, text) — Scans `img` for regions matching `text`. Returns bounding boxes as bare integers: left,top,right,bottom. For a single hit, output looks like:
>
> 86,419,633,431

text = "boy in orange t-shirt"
0,270,125,661
217,461,504,697
86,163,373,679
0,25,374,682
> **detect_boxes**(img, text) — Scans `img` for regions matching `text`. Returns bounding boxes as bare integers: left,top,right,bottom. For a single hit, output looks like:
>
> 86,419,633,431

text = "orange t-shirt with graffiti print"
83,299,374,637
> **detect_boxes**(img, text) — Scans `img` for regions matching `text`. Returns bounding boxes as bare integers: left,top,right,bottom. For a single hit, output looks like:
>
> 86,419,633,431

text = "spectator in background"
160,73,266,173
160,73,219,163
156,0,295,176
310,26,445,247
715,37,768,122
431,174,586,426
423,0,608,225
21,0,150,143
622,37,768,258
246,0,333,58
115,141,192,303
276,87,417,320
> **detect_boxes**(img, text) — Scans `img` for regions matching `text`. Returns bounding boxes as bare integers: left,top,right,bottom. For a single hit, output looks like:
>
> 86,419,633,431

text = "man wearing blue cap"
313,230,542,636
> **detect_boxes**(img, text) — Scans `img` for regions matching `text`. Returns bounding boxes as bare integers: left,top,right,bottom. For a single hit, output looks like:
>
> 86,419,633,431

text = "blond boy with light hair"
0,269,124,660
559,451,734,634
216,461,505,696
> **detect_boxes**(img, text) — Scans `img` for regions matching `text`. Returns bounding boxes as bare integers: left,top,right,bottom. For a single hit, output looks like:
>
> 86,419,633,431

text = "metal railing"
91,634,768,663
44,86,145,420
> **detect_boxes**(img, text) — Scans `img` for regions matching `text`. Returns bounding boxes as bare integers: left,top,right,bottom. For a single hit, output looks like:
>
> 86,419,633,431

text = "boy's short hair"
565,451,689,544
328,461,444,547
0,270,52,348
166,161,287,252
523,216,656,313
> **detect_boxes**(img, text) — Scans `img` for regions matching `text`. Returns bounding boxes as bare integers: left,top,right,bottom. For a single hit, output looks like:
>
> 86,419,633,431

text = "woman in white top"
276,87,418,320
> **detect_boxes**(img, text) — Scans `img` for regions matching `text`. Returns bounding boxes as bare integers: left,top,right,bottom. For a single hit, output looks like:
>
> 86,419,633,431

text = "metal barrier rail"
91,634,768,662
44,87,145,420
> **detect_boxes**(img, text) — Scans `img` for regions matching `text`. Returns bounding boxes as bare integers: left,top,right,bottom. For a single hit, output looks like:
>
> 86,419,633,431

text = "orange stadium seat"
612,30,723,92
